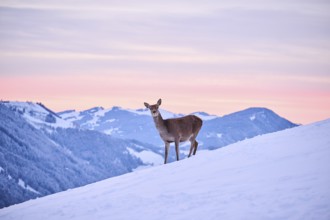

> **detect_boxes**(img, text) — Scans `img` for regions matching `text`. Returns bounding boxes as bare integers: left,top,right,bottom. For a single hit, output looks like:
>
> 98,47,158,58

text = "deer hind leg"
193,140,198,155
164,142,170,164
188,139,195,158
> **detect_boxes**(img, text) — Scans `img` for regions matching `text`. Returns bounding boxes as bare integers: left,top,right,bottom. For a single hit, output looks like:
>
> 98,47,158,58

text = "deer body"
144,99,203,164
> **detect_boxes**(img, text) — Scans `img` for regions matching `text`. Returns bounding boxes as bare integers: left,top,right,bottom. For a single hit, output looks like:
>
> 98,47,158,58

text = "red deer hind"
144,99,203,164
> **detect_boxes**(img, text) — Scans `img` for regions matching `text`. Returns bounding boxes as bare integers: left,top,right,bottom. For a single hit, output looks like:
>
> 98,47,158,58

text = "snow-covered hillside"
1,119,329,220
0,103,161,208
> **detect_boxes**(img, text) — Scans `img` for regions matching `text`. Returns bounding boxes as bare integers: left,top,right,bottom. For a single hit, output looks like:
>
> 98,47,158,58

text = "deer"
144,99,203,164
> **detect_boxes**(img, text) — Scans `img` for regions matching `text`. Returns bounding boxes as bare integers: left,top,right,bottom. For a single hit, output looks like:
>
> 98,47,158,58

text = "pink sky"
2,72,329,124
1,1,330,124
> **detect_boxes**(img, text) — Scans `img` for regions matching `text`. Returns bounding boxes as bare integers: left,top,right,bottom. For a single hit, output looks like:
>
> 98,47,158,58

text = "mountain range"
59,104,298,150
0,100,297,208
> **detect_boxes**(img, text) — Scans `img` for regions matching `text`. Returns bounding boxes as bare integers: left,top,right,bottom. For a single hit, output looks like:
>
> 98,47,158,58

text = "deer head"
144,99,162,117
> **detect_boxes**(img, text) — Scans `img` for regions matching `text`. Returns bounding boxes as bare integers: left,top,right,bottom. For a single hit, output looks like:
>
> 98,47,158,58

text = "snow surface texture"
1,119,329,220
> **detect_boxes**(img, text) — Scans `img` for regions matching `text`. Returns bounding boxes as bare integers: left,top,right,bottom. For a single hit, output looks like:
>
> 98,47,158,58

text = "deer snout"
151,109,159,117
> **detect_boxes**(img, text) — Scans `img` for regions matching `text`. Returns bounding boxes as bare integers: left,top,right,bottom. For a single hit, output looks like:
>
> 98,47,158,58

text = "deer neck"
153,113,167,133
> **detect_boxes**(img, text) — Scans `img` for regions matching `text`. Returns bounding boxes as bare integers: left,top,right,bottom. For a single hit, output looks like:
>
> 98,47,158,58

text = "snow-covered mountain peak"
126,108,150,116
1,101,73,129
135,108,149,113
110,106,122,111
82,106,104,114
191,111,218,120
223,107,272,117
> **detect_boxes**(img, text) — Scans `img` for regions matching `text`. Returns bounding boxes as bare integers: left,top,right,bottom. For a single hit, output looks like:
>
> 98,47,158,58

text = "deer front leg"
164,142,170,164
175,139,180,161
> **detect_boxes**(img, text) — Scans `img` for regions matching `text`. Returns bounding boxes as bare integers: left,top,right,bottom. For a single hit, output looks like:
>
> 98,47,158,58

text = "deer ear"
144,102,150,108
157,99,162,106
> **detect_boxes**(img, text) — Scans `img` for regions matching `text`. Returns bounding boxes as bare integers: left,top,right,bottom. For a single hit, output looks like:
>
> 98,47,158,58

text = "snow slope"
1,119,329,220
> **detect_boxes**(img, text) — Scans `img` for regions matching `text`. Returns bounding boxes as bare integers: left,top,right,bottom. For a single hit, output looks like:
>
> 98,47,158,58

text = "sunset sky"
1,0,330,124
